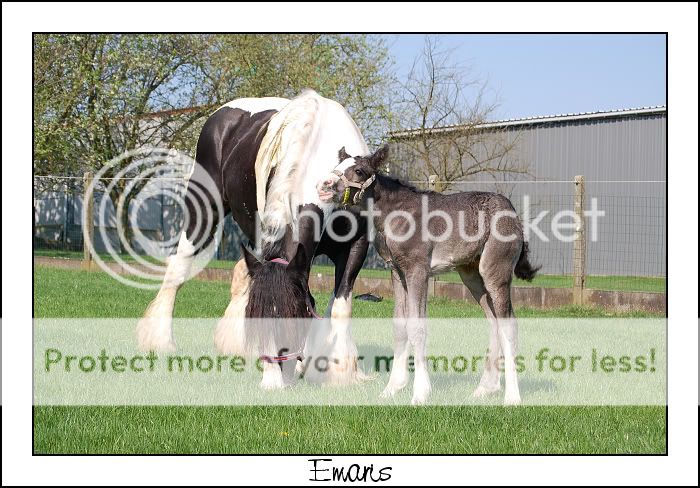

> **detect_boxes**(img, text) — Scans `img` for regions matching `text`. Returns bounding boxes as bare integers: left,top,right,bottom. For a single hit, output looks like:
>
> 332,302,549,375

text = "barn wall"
389,111,667,277
34,110,666,278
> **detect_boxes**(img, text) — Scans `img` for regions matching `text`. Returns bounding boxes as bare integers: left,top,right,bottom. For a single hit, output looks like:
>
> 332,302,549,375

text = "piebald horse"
318,145,540,405
137,90,369,388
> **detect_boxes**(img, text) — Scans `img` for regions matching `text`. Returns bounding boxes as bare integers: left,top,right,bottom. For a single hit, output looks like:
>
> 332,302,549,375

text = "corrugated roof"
390,105,667,138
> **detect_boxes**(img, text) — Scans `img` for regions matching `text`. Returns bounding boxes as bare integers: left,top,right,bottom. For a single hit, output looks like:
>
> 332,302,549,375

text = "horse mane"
376,173,436,195
255,90,323,244
245,263,308,317
245,262,311,353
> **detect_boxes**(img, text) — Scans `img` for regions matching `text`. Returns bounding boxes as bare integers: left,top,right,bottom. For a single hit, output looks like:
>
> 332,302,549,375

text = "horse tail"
514,241,541,281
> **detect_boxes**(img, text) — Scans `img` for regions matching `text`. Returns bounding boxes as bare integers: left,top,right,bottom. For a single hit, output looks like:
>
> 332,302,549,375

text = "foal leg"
405,268,431,405
491,289,520,405
480,243,522,406
458,267,502,397
136,232,196,352
214,258,251,354
381,268,411,398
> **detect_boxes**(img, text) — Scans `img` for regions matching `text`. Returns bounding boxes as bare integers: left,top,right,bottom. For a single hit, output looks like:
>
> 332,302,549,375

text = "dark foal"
318,145,539,405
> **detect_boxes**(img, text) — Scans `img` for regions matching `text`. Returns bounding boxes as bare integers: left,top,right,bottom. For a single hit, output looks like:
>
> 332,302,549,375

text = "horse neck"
368,174,420,229
259,91,367,247
372,174,419,208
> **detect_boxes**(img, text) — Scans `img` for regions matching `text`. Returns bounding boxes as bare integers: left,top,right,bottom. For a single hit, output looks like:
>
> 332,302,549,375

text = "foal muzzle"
332,170,375,205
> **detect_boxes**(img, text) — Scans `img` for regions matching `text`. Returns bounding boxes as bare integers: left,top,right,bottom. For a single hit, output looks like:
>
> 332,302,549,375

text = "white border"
3,2,698,486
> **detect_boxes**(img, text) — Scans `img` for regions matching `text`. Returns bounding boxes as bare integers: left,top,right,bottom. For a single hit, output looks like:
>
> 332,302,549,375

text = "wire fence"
33,175,666,294
434,178,666,293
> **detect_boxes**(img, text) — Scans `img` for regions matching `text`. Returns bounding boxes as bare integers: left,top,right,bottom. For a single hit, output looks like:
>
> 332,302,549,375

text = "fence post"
82,171,94,270
428,174,438,192
427,174,439,296
573,175,586,304
62,180,69,249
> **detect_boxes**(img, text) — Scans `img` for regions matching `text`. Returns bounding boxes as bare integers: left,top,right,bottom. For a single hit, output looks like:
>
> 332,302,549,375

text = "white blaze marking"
333,158,357,173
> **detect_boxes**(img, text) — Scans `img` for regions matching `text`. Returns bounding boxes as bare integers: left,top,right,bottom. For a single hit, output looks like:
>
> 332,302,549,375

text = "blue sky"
383,34,666,120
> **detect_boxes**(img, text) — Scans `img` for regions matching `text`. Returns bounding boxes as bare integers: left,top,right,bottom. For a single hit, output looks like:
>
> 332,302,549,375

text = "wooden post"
428,174,445,193
572,175,586,305
82,171,94,270
62,180,69,249
427,174,439,296
428,174,438,192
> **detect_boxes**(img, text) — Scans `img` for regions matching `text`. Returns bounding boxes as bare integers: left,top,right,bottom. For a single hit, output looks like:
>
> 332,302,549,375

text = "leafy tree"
194,34,393,145
34,34,393,249
34,33,392,176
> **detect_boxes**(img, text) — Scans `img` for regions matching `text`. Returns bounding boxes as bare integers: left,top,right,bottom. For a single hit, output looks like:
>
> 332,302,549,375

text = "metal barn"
388,107,667,277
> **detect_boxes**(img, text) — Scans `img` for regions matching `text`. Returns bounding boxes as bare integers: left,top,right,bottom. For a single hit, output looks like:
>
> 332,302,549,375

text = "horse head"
316,144,389,207
242,242,317,319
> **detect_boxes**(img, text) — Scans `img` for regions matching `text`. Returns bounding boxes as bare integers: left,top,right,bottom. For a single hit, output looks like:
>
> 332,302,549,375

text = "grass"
34,248,666,293
34,405,664,454
33,265,661,319
33,266,666,454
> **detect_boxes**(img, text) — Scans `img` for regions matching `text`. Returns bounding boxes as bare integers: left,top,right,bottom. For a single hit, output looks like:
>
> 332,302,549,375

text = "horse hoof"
136,320,176,352
213,318,247,355
380,381,407,398
503,394,522,406
472,384,500,398
304,355,365,386
410,390,431,406
380,388,396,399
410,395,428,406
260,376,286,390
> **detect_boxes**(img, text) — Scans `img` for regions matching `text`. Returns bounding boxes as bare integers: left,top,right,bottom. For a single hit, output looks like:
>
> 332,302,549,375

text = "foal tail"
514,242,541,282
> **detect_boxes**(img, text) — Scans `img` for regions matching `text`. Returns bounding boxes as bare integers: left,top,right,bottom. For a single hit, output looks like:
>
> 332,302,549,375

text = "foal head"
316,145,389,207
242,243,316,319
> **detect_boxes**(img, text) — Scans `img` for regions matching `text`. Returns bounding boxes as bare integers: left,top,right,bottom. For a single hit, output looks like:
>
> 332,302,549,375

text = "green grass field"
33,265,666,454
34,405,664,454
34,249,666,293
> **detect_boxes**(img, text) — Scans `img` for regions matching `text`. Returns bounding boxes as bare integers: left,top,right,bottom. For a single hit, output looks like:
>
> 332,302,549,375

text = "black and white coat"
138,90,370,389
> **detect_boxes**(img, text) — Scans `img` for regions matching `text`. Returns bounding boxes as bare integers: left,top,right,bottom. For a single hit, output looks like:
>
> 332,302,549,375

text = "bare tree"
389,36,529,192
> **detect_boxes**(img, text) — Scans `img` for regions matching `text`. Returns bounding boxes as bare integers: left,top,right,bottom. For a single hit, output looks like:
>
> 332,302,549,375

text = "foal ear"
368,144,389,170
338,146,351,162
240,244,262,277
287,242,308,279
